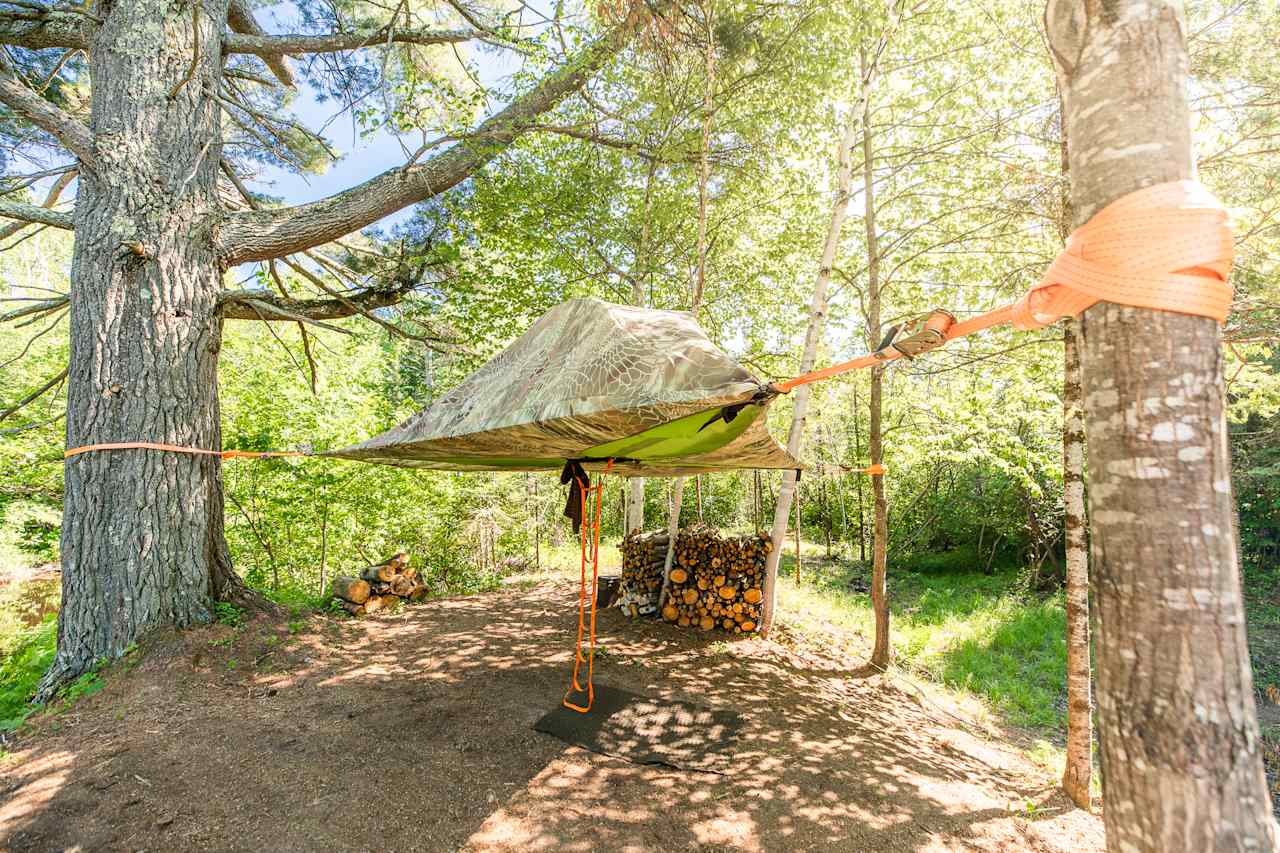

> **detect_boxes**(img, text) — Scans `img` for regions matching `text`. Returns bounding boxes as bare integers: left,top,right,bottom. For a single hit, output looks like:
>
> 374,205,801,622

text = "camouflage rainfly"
327,297,801,478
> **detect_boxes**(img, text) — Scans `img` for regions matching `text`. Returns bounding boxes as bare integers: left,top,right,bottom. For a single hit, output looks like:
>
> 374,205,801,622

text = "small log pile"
615,530,670,617
330,552,427,617
659,526,769,634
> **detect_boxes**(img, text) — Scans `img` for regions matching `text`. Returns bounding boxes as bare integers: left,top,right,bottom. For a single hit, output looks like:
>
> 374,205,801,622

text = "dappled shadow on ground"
0,581,1103,852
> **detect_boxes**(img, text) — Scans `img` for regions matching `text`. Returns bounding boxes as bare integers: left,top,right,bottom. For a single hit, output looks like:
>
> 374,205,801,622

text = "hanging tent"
327,297,800,477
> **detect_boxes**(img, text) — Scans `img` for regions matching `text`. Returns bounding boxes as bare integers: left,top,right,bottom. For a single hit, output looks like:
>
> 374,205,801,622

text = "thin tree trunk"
1057,106,1092,811
794,480,801,582
853,384,866,562
39,0,248,697
861,47,890,670
759,106,860,636
1061,316,1091,810
659,6,714,604
627,160,658,537
1047,1,1277,847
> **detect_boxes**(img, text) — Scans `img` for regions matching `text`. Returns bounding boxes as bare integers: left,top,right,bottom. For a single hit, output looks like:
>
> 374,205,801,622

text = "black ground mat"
533,683,743,773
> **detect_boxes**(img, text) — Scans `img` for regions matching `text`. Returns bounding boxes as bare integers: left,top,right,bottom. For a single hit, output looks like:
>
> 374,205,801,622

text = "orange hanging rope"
64,441,307,461
776,181,1233,393
563,458,613,713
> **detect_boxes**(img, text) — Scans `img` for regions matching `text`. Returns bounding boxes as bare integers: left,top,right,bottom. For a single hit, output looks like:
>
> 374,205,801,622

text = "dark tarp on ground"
533,683,743,773
326,298,800,477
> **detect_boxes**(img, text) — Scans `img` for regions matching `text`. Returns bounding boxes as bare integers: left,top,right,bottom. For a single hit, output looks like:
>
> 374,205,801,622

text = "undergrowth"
0,615,104,732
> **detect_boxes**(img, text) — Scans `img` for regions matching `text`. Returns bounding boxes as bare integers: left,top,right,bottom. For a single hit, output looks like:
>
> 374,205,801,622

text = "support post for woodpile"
1046,0,1278,846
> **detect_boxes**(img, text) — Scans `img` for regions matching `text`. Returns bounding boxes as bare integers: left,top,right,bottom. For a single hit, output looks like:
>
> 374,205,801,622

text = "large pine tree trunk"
39,0,247,697
1046,1,1277,847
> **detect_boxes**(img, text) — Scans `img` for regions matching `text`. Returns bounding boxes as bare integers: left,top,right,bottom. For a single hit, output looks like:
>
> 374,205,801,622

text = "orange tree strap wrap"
778,181,1233,392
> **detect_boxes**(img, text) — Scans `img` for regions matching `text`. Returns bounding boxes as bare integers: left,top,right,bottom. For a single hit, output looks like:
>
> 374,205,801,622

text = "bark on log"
331,576,370,605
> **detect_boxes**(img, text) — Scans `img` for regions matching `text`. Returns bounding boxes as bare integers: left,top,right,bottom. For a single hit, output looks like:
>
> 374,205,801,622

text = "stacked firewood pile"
330,552,427,617
615,530,670,617
660,526,768,634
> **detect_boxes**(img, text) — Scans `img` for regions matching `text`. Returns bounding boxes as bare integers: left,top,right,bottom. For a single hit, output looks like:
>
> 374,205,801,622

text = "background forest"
1,0,1277,767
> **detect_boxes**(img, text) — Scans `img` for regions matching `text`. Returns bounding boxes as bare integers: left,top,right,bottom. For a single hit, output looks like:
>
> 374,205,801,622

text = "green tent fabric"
327,297,800,477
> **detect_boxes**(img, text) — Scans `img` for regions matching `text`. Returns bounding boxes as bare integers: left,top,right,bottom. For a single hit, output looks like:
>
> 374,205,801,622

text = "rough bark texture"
1061,316,1092,810
1046,0,1277,847
758,107,859,636
861,60,890,670
39,0,245,698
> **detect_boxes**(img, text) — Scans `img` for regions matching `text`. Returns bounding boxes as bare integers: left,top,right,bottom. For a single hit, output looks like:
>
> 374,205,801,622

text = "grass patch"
778,551,1067,732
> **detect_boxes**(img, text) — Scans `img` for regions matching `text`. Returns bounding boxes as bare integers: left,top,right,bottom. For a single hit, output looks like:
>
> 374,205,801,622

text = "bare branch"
219,286,407,324
0,51,95,166
225,24,481,57
1,294,67,323
0,366,67,423
218,1,662,264
0,14,88,50
0,166,73,240
226,0,295,87
0,192,72,230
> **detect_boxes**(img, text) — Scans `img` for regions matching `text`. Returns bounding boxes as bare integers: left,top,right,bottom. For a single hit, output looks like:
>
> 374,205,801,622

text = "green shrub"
0,616,56,730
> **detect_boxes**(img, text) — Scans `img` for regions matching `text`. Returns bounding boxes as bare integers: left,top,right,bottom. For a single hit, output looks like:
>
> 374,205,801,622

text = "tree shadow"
0,581,1102,851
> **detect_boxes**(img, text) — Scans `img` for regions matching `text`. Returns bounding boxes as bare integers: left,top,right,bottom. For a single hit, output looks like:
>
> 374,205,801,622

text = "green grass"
777,548,1068,732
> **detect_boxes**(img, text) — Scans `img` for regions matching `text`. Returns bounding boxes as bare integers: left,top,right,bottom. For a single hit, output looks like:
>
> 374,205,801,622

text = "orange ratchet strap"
776,181,1233,393
563,459,613,714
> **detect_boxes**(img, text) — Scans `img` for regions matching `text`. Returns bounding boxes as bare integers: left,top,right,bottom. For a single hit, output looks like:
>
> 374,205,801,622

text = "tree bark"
39,0,250,699
861,49,890,670
1046,0,1277,847
759,106,860,636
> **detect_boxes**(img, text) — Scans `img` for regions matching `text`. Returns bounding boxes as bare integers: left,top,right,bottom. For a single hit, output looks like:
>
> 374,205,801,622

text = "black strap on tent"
560,460,590,534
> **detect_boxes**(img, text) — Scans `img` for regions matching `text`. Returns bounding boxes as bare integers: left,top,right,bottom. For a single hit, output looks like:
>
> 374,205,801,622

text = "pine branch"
0,50,95,166
226,0,295,88
218,0,664,264
224,24,481,57
0,167,73,238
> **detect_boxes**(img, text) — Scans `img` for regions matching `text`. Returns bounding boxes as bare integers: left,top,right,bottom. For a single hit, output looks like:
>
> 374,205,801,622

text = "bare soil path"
0,581,1103,852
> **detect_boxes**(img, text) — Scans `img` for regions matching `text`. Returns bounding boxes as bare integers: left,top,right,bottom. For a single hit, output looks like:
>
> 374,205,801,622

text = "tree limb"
0,295,68,323
0,14,88,50
224,25,481,57
218,0,662,265
0,366,67,423
226,0,295,88
218,288,402,325
0,167,74,239
0,51,95,166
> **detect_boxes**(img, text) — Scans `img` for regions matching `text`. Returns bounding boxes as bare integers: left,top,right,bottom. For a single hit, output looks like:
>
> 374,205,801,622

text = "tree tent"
328,297,800,477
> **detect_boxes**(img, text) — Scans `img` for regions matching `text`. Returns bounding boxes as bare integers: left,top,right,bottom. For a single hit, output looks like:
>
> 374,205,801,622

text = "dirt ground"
0,580,1105,852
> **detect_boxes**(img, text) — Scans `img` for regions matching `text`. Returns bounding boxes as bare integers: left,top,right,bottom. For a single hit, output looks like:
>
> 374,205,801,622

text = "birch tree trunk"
39,0,246,697
1046,1,1277,846
659,3,714,606
626,162,658,536
861,50,890,669
759,108,860,636
1061,316,1092,810
1059,109,1092,811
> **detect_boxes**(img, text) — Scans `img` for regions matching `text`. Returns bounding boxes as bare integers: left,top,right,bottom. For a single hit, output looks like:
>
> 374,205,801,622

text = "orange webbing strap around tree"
839,463,886,476
63,441,308,460
775,181,1234,393
563,458,614,714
